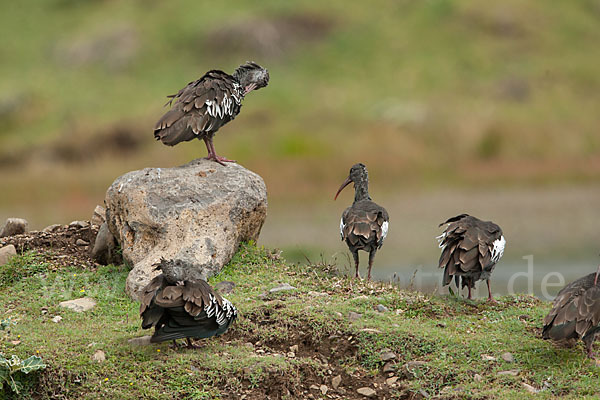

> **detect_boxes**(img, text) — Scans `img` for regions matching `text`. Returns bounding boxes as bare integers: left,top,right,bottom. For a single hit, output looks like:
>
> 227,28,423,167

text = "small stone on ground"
375,304,389,312
357,387,377,397
331,375,342,389
497,369,519,376
269,283,296,293
348,311,362,321
59,297,96,312
52,316,63,323
501,352,514,362
0,245,17,266
1,218,28,237
128,336,153,346
92,350,106,363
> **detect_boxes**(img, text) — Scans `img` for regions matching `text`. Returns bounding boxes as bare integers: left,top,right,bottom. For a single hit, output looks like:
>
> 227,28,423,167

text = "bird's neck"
353,180,371,203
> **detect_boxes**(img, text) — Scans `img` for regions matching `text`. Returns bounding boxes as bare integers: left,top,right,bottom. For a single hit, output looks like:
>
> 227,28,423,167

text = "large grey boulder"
0,218,28,237
105,159,267,299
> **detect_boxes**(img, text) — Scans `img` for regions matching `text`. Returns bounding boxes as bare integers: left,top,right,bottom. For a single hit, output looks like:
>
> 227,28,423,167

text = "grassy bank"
0,244,598,399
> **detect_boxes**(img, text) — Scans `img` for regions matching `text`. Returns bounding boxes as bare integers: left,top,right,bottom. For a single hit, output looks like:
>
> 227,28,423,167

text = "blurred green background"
1,0,599,294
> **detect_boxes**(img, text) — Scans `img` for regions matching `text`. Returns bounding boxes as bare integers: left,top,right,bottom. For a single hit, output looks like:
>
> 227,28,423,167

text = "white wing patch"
204,293,238,326
340,217,345,240
436,232,447,249
491,235,506,263
205,85,243,119
381,221,389,242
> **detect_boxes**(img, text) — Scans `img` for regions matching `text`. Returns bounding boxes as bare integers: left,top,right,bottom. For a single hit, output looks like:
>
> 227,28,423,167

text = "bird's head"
334,163,369,200
234,62,269,95
153,258,187,285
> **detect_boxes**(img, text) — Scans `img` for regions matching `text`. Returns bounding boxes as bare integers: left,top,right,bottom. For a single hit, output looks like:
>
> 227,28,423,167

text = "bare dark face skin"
334,163,368,200
234,62,269,95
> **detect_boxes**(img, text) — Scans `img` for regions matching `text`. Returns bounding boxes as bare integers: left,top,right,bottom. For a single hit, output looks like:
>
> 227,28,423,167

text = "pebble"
91,205,106,226
474,374,483,382
320,385,328,395
501,352,514,362
522,382,539,393
42,224,62,233
375,304,389,312
59,297,96,312
357,387,377,397
380,350,396,361
69,220,89,229
0,244,17,266
348,311,362,321
386,377,398,385
331,375,342,389
76,239,89,246
382,361,395,373
52,316,63,323
0,218,28,237
497,370,519,376
92,350,106,363
269,283,296,293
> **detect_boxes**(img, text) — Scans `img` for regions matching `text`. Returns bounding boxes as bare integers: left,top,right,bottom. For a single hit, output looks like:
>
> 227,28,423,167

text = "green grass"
0,244,599,399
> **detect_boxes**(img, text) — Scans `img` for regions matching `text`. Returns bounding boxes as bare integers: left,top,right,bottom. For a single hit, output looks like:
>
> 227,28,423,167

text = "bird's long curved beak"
595,264,600,286
334,177,352,200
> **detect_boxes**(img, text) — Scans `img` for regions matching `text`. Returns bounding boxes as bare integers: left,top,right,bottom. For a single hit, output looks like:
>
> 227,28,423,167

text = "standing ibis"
154,62,269,165
542,261,600,359
140,258,237,348
437,214,505,301
334,163,389,281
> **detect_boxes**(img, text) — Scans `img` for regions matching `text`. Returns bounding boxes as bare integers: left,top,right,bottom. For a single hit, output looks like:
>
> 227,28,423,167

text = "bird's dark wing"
140,274,167,329
543,274,600,340
153,71,242,146
437,215,504,285
341,201,388,249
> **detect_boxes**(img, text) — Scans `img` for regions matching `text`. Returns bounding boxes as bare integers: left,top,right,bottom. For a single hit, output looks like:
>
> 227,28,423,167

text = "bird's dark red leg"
486,280,497,303
367,250,376,281
352,251,360,279
203,136,235,165
467,285,472,300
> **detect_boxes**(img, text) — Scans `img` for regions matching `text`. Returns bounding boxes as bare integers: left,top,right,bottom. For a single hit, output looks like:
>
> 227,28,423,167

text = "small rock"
215,281,236,294
382,361,395,373
76,239,89,246
331,375,342,389
386,377,398,385
320,385,328,395
501,352,514,362
287,352,295,358
522,382,539,393
481,354,497,361
10,340,21,345
405,361,427,368
69,220,89,229
92,350,106,363
309,384,320,391
380,351,396,361
127,336,153,346
290,344,299,353
42,224,62,232
0,245,17,266
52,316,63,323
308,291,329,297
0,218,28,237
244,342,254,349
91,205,106,226
357,387,377,397
375,304,389,312
334,312,342,318
474,374,483,382
497,369,519,377
269,283,296,293
348,311,362,321
91,223,121,265
59,297,96,312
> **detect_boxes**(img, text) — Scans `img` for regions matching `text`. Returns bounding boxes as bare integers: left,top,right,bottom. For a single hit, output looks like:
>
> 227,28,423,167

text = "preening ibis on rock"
140,258,237,348
437,214,505,301
154,62,269,165
542,260,600,359
334,163,389,281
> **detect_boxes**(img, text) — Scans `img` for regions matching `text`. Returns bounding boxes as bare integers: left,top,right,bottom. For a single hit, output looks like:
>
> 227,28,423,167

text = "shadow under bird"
140,258,237,348
437,214,506,301
154,62,269,165
334,163,389,281
542,258,600,359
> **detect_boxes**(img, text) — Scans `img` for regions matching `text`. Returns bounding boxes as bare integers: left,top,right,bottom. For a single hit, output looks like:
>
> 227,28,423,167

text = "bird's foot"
186,338,203,349
487,297,498,304
204,155,236,166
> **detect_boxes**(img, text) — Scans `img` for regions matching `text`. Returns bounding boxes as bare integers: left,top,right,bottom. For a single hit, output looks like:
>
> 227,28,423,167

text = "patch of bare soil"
0,222,99,270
